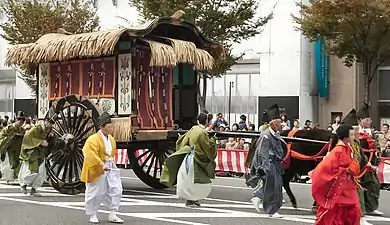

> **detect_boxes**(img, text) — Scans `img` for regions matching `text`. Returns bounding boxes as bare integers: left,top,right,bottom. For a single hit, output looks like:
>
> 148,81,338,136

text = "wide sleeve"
252,135,270,175
82,137,103,167
196,131,217,161
21,124,46,150
0,125,13,153
347,160,360,176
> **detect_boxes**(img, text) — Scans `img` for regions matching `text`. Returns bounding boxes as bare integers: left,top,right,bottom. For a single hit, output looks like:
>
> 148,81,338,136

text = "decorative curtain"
48,57,116,100
133,48,173,130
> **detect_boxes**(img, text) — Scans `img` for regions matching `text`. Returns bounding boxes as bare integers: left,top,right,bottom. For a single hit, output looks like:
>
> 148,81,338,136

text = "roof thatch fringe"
143,39,178,67
5,43,35,66
5,28,127,66
167,38,196,64
194,48,214,70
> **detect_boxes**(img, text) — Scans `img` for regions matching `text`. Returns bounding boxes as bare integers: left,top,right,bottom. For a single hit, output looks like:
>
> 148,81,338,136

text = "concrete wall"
318,57,358,126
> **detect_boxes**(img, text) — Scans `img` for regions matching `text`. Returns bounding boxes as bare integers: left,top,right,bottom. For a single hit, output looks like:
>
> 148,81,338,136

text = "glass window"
378,70,390,100
250,73,261,96
379,102,390,119
236,74,250,97
379,55,390,67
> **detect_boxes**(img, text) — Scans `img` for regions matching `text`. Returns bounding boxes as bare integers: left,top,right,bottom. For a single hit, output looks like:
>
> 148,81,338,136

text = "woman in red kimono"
311,124,361,225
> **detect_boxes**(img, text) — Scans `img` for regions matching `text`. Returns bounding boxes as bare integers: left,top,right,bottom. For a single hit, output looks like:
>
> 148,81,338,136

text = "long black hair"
196,109,213,126
330,124,352,149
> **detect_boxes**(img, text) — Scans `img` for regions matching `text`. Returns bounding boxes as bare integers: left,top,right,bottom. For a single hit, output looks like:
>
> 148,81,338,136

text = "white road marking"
0,193,79,197
1,178,389,224
0,196,210,225
121,176,287,192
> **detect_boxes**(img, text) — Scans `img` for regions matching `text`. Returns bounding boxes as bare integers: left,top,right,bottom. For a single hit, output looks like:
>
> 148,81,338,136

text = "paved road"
1,169,390,225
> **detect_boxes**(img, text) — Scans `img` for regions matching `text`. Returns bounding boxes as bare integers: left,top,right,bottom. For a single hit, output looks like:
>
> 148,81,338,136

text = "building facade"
206,0,317,128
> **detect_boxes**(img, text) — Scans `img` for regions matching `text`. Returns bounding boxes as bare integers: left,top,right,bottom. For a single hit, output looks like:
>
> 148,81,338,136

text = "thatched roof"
5,17,223,71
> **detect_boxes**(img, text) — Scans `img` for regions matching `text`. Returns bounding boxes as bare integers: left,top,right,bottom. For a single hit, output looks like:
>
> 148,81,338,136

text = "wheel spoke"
146,154,155,175
47,149,62,161
74,115,91,138
73,108,85,134
140,152,154,168
67,106,72,132
76,125,95,140
68,151,74,183
136,149,151,161
49,152,65,170
157,153,164,176
71,106,79,133
52,127,62,137
61,154,70,182
55,120,66,136
55,155,66,178
153,154,159,178
59,110,70,132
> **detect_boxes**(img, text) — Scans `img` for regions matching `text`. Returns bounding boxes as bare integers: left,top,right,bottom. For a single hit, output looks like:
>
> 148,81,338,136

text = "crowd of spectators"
0,115,36,130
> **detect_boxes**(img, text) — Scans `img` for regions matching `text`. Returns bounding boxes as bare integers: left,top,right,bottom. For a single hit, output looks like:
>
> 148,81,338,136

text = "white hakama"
85,160,123,216
1,152,15,182
18,160,46,188
176,151,212,201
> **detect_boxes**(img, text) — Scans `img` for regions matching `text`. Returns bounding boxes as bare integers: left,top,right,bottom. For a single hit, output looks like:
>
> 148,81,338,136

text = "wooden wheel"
127,140,174,189
45,95,100,195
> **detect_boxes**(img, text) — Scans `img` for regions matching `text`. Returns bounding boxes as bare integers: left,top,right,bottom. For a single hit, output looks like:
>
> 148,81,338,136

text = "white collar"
359,125,372,136
268,127,278,137
99,130,109,140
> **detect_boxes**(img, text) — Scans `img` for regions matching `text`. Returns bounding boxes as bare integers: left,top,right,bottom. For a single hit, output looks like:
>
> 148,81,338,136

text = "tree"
129,0,272,110
0,0,100,95
292,0,390,106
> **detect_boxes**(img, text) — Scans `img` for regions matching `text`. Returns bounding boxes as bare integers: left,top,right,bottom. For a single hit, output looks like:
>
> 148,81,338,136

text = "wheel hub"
62,133,76,149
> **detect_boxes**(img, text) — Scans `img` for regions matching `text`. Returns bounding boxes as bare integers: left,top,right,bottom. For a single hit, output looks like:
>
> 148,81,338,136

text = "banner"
314,39,329,97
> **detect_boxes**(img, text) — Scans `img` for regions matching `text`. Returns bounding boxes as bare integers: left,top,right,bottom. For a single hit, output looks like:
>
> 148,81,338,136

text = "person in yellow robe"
18,109,55,196
0,111,26,184
81,112,123,224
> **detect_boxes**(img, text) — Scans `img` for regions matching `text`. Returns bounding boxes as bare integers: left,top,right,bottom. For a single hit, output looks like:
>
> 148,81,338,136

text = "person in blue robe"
247,104,286,218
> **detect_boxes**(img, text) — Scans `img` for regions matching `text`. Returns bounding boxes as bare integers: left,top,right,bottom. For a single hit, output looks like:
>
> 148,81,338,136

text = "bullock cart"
5,15,224,194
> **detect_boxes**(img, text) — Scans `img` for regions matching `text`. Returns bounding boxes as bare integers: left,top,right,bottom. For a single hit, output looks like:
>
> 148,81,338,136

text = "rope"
354,148,376,179
286,129,330,161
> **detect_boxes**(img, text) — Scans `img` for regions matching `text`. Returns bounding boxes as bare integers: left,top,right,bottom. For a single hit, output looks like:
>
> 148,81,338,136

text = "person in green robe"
160,109,217,207
356,105,383,220
0,111,26,184
18,109,56,196
340,108,374,225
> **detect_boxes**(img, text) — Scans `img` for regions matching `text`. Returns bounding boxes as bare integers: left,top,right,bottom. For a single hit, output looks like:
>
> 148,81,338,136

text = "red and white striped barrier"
114,149,129,165
216,148,249,173
114,148,249,173
378,157,390,184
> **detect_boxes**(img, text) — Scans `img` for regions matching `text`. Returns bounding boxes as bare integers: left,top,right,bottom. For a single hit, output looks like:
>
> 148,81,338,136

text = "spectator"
248,124,255,131
292,119,302,130
218,124,226,132
238,114,247,130
378,123,390,156
231,123,239,131
281,114,291,130
313,123,320,129
327,126,333,132
225,137,238,149
331,116,341,131
304,120,312,130
213,113,228,131
235,138,248,150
